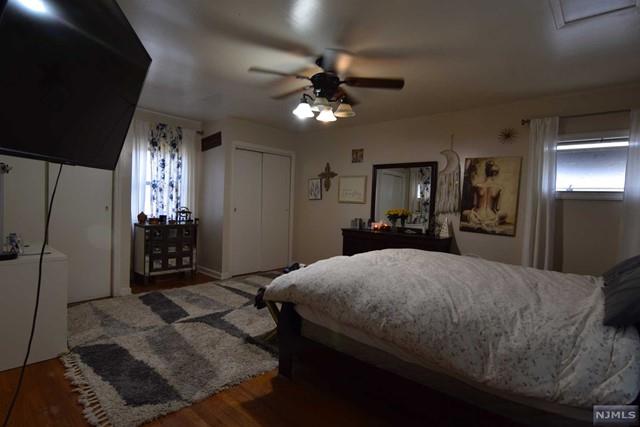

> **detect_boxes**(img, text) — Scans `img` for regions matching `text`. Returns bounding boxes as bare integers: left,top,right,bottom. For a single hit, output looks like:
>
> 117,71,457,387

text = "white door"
261,153,291,271
231,149,262,275
48,164,112,303
376,170,406,220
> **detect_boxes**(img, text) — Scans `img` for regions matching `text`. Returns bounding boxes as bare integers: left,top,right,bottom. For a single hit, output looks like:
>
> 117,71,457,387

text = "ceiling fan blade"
271,86,310,100
316,48,353,74
249,66,310,80
342,77,405,89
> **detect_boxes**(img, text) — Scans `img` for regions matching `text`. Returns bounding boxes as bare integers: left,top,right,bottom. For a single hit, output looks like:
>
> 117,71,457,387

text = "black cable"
2,163,63,427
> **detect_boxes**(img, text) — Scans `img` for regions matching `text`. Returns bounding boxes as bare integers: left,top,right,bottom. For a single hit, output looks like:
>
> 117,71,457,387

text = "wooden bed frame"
276,302,591,427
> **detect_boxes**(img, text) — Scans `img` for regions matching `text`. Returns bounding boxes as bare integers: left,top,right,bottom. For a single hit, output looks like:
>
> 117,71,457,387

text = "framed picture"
460,156,522,236
308,178,322,200
338,176,367,204
351,148,364,163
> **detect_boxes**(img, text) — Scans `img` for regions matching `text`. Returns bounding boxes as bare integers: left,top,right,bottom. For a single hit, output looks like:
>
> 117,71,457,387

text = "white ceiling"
117,0,640,131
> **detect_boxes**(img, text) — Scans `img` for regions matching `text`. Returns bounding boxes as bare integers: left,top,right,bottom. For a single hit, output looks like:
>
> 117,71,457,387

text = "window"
555,137,628,197
549,0,637,28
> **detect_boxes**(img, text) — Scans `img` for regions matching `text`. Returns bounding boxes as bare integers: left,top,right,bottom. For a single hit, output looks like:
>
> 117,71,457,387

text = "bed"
264,249,640,426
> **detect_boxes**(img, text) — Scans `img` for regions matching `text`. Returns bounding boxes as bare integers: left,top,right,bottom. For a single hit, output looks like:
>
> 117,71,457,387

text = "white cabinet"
0,245,68,371
231,149,291,276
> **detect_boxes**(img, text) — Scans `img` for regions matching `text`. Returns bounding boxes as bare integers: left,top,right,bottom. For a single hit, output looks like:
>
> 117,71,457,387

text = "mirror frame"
370,162,439,225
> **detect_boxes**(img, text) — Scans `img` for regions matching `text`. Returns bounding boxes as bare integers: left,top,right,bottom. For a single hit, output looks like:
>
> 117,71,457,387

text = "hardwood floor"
0,359,87,427
0,361,402,427
130,272,218,294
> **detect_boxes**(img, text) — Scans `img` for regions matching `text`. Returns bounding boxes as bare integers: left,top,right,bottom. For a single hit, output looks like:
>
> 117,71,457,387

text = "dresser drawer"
342,228,452,256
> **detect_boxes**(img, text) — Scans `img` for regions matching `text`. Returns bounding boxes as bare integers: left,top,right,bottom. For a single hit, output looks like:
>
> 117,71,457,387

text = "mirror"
371,162,438,231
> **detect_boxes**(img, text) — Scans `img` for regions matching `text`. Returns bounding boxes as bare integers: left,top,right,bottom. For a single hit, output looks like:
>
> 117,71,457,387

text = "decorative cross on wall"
318,162,337,191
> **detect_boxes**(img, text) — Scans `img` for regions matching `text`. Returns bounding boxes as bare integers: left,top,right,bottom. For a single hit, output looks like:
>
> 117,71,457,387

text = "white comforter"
265,249,640,407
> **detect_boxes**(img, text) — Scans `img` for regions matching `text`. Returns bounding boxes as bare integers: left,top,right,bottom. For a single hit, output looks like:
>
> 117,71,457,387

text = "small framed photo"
338,176,367,204
308,178,322,200
351,148,364,163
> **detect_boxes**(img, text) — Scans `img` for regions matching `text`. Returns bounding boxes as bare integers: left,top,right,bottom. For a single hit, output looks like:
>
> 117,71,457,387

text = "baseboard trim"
198,265,231,280
114,286,132,297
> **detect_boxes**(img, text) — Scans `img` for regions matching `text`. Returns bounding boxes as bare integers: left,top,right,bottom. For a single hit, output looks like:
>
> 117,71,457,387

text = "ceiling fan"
249,49,405,122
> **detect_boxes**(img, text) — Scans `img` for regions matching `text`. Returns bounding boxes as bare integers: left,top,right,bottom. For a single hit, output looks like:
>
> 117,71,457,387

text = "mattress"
295,303,592,424
266,249,640,407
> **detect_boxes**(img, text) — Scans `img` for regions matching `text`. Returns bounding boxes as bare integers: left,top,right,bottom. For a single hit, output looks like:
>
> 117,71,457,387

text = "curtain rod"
521,109,630,126
136,107,204,134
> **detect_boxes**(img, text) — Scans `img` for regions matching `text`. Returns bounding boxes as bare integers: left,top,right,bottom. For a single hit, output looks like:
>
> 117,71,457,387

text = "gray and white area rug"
61,273,279,427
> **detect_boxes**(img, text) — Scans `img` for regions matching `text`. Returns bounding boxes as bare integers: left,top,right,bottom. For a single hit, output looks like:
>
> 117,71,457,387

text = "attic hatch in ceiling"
549,0,639,28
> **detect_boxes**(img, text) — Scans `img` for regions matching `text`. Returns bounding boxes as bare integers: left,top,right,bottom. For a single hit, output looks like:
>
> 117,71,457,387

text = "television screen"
0,0,151,170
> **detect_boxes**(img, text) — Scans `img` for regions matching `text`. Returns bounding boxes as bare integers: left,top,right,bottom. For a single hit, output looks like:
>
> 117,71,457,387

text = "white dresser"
0,245,68,372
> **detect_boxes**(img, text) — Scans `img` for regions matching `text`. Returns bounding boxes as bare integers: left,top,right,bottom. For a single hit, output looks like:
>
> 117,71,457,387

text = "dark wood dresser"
134,223,198,283
342,228,452,256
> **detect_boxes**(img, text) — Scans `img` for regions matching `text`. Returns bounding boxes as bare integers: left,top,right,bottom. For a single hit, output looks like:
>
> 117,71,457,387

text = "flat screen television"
0,0,151,170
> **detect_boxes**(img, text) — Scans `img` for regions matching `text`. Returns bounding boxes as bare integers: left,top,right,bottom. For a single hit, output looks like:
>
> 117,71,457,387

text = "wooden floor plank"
131,272,216,294
0,359,87,427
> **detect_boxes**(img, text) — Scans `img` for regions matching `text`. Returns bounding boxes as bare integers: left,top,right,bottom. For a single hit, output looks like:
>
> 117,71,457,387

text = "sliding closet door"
48,164,112,303
231,149,262,275
261,153,291,271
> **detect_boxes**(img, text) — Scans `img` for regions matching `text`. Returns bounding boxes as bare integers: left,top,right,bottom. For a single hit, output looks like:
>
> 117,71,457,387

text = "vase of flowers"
385,208,411,231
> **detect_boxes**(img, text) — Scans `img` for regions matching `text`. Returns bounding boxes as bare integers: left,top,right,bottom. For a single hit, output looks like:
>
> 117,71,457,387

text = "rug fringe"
61,353,112,427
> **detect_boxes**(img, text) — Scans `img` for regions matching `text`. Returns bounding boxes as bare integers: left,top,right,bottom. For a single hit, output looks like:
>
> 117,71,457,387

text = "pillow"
603,268,640,327
602,255,640,286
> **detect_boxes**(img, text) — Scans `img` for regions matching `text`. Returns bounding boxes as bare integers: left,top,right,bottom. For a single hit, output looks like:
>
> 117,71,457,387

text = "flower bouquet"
385,208,411,229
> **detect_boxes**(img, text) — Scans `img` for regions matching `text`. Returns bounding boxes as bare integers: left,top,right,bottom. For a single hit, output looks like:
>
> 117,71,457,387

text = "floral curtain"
148,123,183,218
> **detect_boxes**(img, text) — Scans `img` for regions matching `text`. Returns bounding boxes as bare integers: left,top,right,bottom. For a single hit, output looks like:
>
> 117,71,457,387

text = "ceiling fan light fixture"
316,108,337,122
311,96,330,112
334,102,355,118
292,100,314,119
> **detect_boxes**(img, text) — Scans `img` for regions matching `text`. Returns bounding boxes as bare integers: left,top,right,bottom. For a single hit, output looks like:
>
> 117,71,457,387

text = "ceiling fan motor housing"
310,73,342,101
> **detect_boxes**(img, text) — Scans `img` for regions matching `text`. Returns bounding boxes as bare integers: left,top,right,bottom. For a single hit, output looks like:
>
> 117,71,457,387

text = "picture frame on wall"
308,178,322,200
351,148,364,163
460,156,522,236
338,176,367,204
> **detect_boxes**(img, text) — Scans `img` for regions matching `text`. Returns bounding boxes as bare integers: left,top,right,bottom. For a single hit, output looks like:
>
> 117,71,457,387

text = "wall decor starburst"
498,128,518,144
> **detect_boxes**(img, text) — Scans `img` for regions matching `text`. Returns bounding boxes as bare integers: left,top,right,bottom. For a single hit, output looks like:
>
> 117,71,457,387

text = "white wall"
198,121,225,276
5,82,635,284
292,83,640,274
112,131,134,295
0,155,45,244
558,199,622,275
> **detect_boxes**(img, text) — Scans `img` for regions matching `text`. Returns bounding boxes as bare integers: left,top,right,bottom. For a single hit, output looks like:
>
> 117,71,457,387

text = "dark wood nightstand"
134,223,198,284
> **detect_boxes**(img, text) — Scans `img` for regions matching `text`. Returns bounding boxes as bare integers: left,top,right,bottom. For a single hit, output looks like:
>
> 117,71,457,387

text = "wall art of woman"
460,157,522,236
